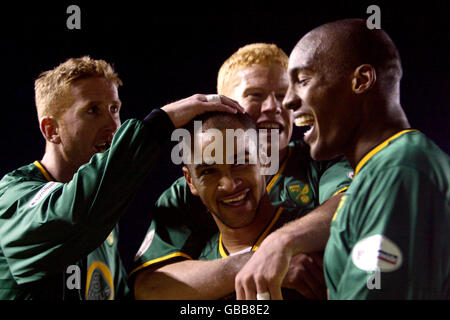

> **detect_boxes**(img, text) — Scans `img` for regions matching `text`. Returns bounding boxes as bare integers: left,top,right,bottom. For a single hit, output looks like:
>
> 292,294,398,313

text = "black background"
0,1,448,273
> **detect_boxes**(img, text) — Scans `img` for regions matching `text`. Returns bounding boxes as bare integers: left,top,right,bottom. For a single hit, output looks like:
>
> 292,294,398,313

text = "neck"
40,147,78,183
278,147,289,166
219,194,277,255
344,102,410,169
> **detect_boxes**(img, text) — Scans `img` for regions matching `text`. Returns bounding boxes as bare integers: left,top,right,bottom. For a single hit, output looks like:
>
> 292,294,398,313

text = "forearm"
134,253,252,300
270,193,343,256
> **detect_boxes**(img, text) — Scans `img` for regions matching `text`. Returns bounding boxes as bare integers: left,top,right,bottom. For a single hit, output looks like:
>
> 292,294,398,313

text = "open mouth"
294,114,315,140
258,122,283,132
94,142,111,153
219,188,250,207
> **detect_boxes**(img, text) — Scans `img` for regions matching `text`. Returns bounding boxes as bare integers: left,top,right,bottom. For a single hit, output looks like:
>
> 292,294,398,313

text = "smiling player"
132,44,353,300
235,19,449,300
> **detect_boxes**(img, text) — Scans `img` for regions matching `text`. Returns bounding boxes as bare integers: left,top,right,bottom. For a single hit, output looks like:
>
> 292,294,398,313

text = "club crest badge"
287,182,312,205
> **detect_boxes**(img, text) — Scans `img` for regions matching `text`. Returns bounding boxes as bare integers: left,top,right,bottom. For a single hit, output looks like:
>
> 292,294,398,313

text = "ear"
182,166,199,196
351,64,376,94
40,116,61,144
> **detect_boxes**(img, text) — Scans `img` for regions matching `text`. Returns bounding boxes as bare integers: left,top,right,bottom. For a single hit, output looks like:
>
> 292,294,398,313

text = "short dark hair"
181,111,257,167
309,19,403,81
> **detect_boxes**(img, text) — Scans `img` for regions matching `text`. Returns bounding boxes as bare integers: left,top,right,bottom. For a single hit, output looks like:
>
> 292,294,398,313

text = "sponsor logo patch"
351,234,402,272
28,182,61,207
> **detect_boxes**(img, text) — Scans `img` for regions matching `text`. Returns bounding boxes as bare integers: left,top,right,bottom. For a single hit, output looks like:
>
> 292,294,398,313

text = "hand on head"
161,94,245,128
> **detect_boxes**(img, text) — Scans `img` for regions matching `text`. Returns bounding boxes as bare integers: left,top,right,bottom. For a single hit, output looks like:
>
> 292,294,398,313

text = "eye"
297,78,310,87
247,92,265,100
199,168,216,176
110,105,120,113
87,105,99,114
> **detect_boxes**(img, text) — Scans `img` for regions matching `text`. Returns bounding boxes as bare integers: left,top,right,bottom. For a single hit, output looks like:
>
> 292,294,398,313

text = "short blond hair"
217,43,289,96
34,56,122,119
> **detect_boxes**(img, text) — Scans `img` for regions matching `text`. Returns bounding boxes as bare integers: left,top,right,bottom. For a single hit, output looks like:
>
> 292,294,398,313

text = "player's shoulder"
387,131,447,161
356,131,449,194
370,131,448,178
156,176,190,206
0,163,46,195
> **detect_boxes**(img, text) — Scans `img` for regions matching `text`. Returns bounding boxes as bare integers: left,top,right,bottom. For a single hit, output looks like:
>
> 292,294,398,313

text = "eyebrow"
242,86,266,94
194,163,215,172
289,65,314,74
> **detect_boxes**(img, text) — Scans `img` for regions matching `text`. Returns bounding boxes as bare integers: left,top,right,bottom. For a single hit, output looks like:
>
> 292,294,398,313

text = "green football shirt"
324,130,450,299
0,109,175,299
131,140,353,279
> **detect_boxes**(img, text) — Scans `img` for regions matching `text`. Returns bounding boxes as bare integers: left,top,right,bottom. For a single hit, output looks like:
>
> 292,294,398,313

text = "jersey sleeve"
333,166,449,299
130,177,215,278
318,157,353,204
0,109,175,284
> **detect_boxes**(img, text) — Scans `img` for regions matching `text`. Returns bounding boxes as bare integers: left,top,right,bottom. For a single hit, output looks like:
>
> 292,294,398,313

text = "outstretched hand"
161,94,244,128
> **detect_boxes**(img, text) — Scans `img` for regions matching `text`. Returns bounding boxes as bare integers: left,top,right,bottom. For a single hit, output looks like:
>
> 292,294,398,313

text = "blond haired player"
132,44,352,299
0,56,241,300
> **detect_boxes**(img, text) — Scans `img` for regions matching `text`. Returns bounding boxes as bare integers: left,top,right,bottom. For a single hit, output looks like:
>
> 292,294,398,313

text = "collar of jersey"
266,146,293,193
354,129,419,177
33,160,55,182
218,207,284,258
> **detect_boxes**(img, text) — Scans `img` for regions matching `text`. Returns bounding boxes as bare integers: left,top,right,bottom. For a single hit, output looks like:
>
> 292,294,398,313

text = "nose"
282,85,301,112
218,170,242,193
105,108,121,133
261,93,281,114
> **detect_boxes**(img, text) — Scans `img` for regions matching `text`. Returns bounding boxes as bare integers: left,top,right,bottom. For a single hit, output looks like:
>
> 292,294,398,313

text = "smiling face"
183,122,265,229
56,76,122,169
283,33,360,161
227,63,293,159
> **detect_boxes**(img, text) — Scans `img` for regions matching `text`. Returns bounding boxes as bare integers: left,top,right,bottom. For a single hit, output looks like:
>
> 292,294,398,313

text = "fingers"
160,93,245,128
200,94,245,114
235,275,257,300
218,95,245,113
267,282,283,300
235,268,285,300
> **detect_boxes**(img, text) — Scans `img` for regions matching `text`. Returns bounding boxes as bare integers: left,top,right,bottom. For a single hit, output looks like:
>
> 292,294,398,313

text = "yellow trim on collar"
252,207,284,251
354,130,418,177
218,233,227,258
218,207,284,257
33,161,53,182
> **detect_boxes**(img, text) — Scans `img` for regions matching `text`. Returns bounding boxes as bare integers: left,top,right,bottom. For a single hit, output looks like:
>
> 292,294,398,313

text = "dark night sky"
0,1,448,272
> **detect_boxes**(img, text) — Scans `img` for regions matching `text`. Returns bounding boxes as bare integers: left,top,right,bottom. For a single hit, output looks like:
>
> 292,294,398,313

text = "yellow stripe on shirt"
129,252,193,277
354,129,418,177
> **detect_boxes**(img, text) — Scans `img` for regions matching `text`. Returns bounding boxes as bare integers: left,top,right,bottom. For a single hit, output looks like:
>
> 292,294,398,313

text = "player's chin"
309,141,339,161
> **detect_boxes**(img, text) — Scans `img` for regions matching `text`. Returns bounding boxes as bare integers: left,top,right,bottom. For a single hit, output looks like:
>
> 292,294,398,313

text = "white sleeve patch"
28,182,62,208
351,234,403,272
134,229,155,261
